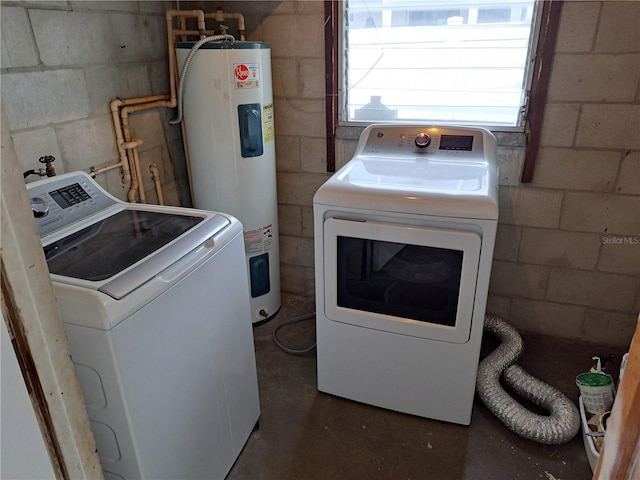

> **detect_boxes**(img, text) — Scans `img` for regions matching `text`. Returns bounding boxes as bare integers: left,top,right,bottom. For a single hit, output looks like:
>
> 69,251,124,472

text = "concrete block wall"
247,0,330,298
249,1,639,347
489,1,640,347
1,0,637,347
1,0,188,206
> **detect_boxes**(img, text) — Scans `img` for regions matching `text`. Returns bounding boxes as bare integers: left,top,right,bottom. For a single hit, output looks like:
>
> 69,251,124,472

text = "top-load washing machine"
314,124,498,425
28,172,260,479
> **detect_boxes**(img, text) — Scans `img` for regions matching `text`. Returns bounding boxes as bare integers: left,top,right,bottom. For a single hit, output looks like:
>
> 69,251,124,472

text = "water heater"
176,41,280,324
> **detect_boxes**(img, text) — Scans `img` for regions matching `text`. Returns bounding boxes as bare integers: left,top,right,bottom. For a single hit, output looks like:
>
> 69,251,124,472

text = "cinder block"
72,1,138,12
1,70,91,130
157,180,180,207
494,131,527,147
335,138,358,170
280,263,315,296
274,98,325,136
101,167,128,202
277,171,330,206
1,6,39,68
488,260,549,300
560,192,640,234
519,228,600,270
539,104,580,147
485,294,512,320
509,298,586,339
279,234,314,267
598,238,640,275
140,1,175,14
576,104,640,150
278,204,303,236
556,1,600,53
547,269,639,311
532,148,619,191
496,146,524,186
11,127,64,175
548,54,640,102
300,137,327,173
595,1,640,53
271,57,298,98
56,115,119,173
616,151,640,194
30,10,118,66
300,58,325,99
85,64,152,114
149,61,170,95
280,263,308,295
493,224,521,262
128,111,166,151
138,144,175,190
583,310,637,348
275,135,301,172
498,186,563,228
260,12,324,58
296,1,327,14
302,206,314,238
109,13,167,63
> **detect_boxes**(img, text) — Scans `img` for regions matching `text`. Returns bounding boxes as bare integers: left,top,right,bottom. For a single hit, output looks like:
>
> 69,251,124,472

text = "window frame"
323,0,563,182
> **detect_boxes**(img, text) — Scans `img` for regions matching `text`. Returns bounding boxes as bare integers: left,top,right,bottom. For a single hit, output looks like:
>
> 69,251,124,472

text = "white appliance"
176,41,280,324
28,172,260,480
314,125,498,425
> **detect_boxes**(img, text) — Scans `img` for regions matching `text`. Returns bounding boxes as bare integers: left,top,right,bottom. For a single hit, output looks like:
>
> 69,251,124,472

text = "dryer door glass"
337,237,463,327
324,218,481,344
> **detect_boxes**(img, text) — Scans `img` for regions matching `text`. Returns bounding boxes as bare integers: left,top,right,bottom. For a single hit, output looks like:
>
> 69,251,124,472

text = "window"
340,0,542,129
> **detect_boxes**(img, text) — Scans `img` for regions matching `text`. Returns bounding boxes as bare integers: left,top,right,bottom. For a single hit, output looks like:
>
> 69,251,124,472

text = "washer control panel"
27,172,116,237
359,125,486,160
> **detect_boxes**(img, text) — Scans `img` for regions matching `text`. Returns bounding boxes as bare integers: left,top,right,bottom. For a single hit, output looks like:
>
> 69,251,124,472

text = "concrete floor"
228,293,625,480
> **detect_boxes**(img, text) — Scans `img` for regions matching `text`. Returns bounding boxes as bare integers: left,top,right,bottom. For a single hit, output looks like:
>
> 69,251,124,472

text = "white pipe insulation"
476,315,581,445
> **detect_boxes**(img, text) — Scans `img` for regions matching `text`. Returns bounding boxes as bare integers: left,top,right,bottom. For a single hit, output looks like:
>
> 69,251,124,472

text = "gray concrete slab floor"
228,294,624,480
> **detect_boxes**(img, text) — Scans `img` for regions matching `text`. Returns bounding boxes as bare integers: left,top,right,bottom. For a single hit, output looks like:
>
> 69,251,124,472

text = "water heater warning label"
244,224,274,254
263,104,274,143
234,63,260,89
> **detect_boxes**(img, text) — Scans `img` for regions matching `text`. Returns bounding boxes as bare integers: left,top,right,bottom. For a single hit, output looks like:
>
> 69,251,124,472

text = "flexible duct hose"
476,315,581,445
170,34,235,125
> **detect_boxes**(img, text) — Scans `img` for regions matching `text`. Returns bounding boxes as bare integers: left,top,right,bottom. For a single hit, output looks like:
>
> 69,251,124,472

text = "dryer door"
324,218,481,344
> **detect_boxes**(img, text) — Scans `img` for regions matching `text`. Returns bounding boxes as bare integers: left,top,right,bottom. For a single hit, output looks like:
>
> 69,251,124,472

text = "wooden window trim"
324,0,563,180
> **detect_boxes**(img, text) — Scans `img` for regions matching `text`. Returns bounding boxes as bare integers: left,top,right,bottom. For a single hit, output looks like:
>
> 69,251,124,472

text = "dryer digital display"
439,134,473,151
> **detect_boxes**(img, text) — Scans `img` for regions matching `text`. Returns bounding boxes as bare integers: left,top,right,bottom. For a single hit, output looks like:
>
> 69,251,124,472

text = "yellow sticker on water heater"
263,104,274,143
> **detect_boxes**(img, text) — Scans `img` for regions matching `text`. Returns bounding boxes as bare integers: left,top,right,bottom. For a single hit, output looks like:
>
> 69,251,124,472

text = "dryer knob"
415,132,431,149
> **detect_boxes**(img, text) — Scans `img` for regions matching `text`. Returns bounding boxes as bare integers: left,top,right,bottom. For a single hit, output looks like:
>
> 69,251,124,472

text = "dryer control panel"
356,125,490,160
27,172,116,238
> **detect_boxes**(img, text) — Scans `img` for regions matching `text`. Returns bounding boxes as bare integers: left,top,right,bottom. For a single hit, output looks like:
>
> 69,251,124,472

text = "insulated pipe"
149,164,165,205
208,9,246,40
476,315,581,445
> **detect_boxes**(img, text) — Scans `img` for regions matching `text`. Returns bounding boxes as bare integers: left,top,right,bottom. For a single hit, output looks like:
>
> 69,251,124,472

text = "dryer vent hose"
476,315,580,445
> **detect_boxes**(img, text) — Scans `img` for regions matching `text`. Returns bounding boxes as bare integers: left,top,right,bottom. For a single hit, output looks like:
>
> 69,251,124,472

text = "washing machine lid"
43,209,230,299
315,155,498,220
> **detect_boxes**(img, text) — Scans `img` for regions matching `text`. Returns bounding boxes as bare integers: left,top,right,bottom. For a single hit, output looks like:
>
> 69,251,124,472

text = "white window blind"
341,0,540,128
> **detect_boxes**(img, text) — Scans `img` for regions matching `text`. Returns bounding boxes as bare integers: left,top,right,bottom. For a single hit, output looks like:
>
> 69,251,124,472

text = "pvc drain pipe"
476,315,581,445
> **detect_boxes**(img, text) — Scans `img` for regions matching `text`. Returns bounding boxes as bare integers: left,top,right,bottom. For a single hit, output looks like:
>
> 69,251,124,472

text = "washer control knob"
31,197,49,218
415,132,431,149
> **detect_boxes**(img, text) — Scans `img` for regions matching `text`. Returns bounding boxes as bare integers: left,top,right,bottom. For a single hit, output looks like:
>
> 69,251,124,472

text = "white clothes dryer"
28,172,260,480
313,125,498,425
